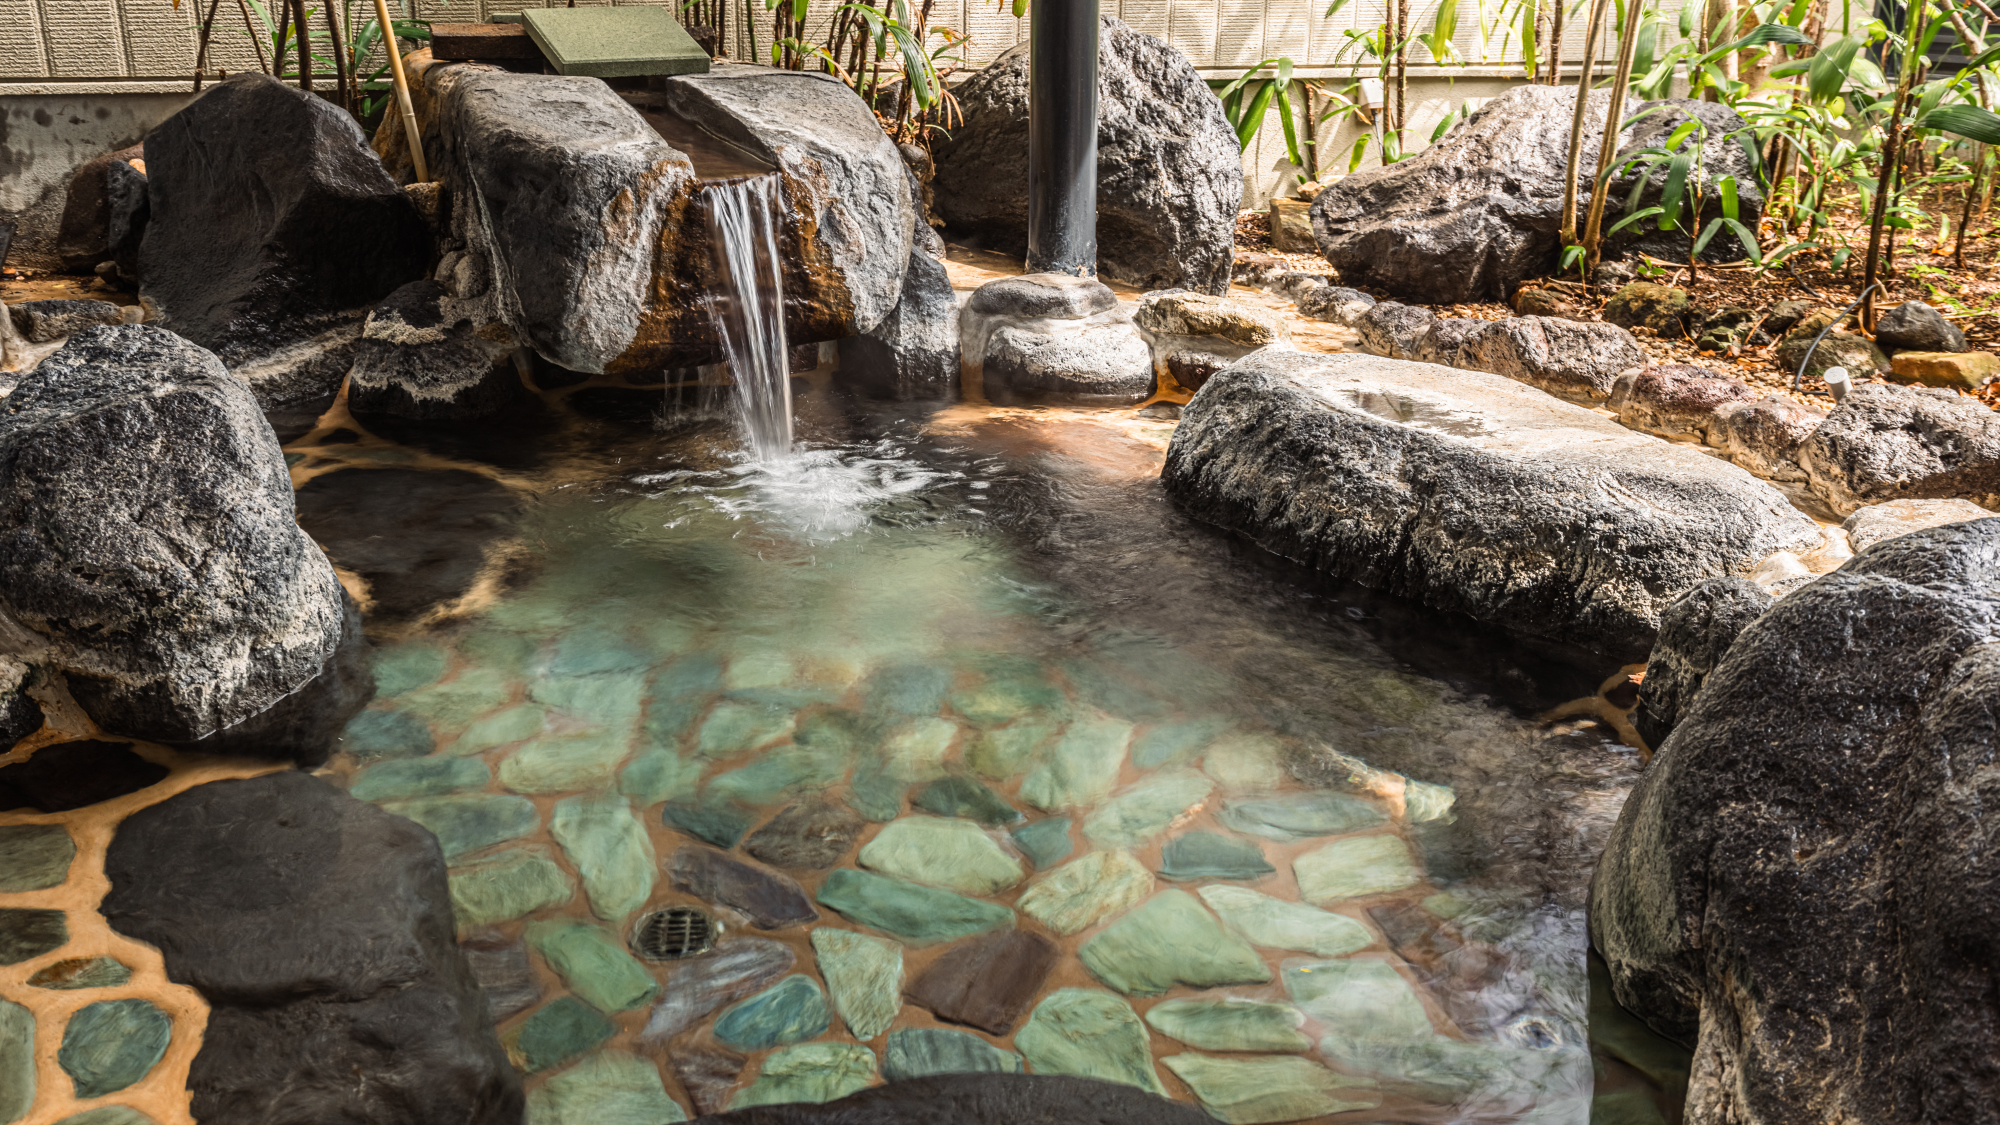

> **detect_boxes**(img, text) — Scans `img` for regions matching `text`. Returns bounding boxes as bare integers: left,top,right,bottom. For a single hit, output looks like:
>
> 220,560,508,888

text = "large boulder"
931,17,1240,294
55,143,147,275
0,326,361,762
1603,99,1763,264
102,771,521,1125
345,280,527,419
1160,351,1822,656
1631,576,1773,750
966,274,1151,404
1800,383,2000,515
1590,518,2000,1124
836,222,960,400
1456,315,1647,404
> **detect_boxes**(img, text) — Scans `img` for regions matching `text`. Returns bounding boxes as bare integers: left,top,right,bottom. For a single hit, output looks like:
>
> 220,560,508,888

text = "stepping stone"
450,848,574,928
551,795,657,922
1014,988,1164,1095
1162,1053,1381,1123
811,929,903,1041
527,921,659,1013
509,997,617,1073
882,1028,1022,1081
339,709,435,761
696,701,794,758
1083,771,1214,847
500,727,635,794
1079,890,1271,996
859,816,1026,895
1198,885,1374,957
28,957,132,990
728,1042,877,1109
670,1043,746,1116
0,1001,33,1124
453,705,547,756
1283,959,1433,1039
1131,718,1231,769
661,798,755,849
400,667,515,728
58,999,171,1097
1020,717,1133,810
1016,850,1153,936
966,719,1059,779
745,799,865,870
619,746,702,807
0,740,170,812
0,907,67,964
1294,835,1422,904
53,1109,157,1125
521,6,711,78
351,757,489,801
913,776,1022,825
1010,818,1073,870
526,1049,687,1125
707,747,849,805
712,974,830,1050
1159,831,1274,881
881,719,959,781
461,934,540,1021
1219,792,1387,842
903,929,1057,1035
373,644,450,697
815,869,1015,946
1144,1000,1311,1052
669,846,817,930
0,824,74,891
639,938,795,1044
383,794,538,861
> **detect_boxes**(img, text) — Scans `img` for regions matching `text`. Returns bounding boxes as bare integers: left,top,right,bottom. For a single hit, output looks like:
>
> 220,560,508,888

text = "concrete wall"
0,92,191,269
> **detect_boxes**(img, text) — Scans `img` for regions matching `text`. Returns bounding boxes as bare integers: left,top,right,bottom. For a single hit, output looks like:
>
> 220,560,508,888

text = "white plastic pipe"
1823,366,1851,402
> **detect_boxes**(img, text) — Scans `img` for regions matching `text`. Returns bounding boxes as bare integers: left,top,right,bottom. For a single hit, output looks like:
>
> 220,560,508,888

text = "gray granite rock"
1873,300,1965,353
1720,395,1825,483
1354,302,1436,360
1632,577,1773,751
1609,363,1759,445
1843,498,1994,552
1800,384,2000,515
1458,315,1646,404
8,300,122,344
837,225,959,401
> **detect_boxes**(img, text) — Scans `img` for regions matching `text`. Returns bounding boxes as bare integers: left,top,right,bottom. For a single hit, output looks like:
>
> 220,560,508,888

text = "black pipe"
1026,0,1099,277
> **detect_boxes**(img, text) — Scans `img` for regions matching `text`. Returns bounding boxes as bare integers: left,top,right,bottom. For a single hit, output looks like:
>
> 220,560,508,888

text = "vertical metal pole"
1026,0,1098,276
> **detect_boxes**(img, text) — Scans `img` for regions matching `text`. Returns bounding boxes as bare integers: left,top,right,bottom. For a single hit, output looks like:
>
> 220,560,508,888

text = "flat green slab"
1197,885,1374,958
527,921,659,1013
1162,1053,1381,1123
814,869,1014,946
859,816,1025,895
1014,988,1164,1096
1293,834,1422,904
58,999,171,1098
728,1043,877,1109
0,1000,34,1123
1078,890,1271,996
0,824,74,892
451,848,574,928
527,1050,688,1125
551,795,657,923
811,929,903,1041
882,1028,1021,1081
1016,850,1152,936
1144,1000,1311,1053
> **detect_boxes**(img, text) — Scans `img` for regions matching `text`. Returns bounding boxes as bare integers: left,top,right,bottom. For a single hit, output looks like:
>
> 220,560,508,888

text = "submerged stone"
526,1049,687,1125
527,920,659,1013
950,664,1063,727
712,974,831,1050
372,644,450,697
1198,885,1374,957
450,848,574,928
52,1109,156,1125
400,667,515,728
729,1042,878,1109
499,727,635,794
1020,717,1133,810
1010,818,1073,870
1218,792,1388,841
707,746,849,806
639,937,796,1043
859,816,1026,895
0,824,75,891
1159,831,1275,881
1316,1035,1571,1104
1083,771,1214,847
1014,988,1165,1095
551,794,656,922
903,928,1058,1036
696,701,794,758
619,746,702,807
510,996,617,1073
815,869,1015,945
339,708,435,761
0,907,67,964
0,1000,33,1123
58,998,171,1098
453,704,547,756
28,957,132,990
1200,733,1289,793
1162,1053,1381,1122
662,798,755,849
1080,890,1270,996
913,775,1022,825
1283,959,1433,1039
1293,834,1422,904
811,928,903,1040
882,1028,1023,1081
669,845,818,930
881,718,959,781
383,793,538,861
350,756,490,801
966,719,1059,779
848,761,910,822
866,662,953,718
669,1043,746,1116
1144,1000,1311,1052
1016,850,1153,935
745,799,866,870
1131,717,1231,769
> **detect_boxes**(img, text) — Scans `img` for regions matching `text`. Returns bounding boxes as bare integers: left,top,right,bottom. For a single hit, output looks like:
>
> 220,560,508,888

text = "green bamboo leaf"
1692,217,1729,255
1607,205,1667,235
1703,21,1813,62
1722,218,1762,264
1276,85,1305,168
1658,151,1694,229
1807,35,1861,103
1678,0,1693,36
1427,0,1461,64
1918,104,2000,145
1717,173,1739,221
1237,80,1276,148
1347,132,1372,173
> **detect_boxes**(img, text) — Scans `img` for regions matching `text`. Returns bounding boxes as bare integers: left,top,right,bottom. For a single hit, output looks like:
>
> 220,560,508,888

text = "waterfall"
704,174,794,461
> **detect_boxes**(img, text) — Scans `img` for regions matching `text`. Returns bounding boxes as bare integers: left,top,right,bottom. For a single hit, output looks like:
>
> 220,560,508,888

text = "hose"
1792,282,1883,395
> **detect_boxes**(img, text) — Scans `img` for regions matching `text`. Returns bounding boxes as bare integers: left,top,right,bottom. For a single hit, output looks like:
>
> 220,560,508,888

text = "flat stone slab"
1015,988,1166,1096
1144,999,1312,1052
509,997,617,1073
903,928,1059,1035
1162,1053,1382,1122
1197,885,1374,957
882,1028,1023,1081
1217,792,1387,842
811,928,903,1041
745,799,866,870
384,794,538,861
1080,890,1271,996
0,824,74,891
351,757,490,801
1083,771,1214,847
59,999,172,1098
527,921,658,1013
1293,834,1422,904
1283,959,1434,1040
552,794,656,922
28,957,132,990
1159,831,1275,882
450,848,574,928
1017,849,1154,935
858,816,1026,895
1010,818,1074,870
814,868,1015,945
526,1050,688,1125
522,6,709,78
1020,717,1134,810
669,845,817,930
0,907,68,964
729,1043,878,1109
712,974,830,1050
640,937,795,1043
913,776,1023,825
0,1001,30,1124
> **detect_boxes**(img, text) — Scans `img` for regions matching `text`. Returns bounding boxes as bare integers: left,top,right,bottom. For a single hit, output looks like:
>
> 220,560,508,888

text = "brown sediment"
1539,663,1649,757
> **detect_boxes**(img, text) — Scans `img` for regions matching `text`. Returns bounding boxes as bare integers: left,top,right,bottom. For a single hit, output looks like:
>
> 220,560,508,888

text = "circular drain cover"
633,907,719,961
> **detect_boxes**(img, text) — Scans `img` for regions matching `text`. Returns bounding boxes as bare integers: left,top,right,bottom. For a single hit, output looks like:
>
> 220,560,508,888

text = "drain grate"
632,906,718,961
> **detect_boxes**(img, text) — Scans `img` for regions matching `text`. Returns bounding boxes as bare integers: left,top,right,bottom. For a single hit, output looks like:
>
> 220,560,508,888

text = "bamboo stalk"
1579,0,1647,273
1548,0,1566,84
291,0,312,90
372,0,427,182
192,0,224,90
1558,0,1611,247
236,0,269,74
326,0,350,113
1860,0,1925,329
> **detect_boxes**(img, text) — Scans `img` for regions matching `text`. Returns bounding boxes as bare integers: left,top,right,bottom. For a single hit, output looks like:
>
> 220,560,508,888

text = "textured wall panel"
0,0,51,76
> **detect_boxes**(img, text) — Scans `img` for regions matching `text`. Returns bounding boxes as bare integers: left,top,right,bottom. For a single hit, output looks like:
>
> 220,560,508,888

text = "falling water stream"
705,174,795,460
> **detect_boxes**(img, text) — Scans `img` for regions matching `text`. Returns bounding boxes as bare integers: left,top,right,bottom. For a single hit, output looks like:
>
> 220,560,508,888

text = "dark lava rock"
1604,99,1764,264
932,17,1240,294
1609,363,1759,445
1,682,39,752
1694,305,1757,353
903,929,1058,1035
56,143,145,275
1762,299,1814,336
1603,283,1694,339
0,326,355,757
1631,577,1772,751
101,771,521,1125
1355,301,1438,360
346,280,526,420
968,274,1118,320
1873,299,1966,354
1411,317,1490,369
744,799,866,870
1799,383,2000,515
1163,351,1820,657
0,907,68,965
293,468,519,623
0,740,168,813
1458,315,1647,404
139,73,427,368
1591,518,2000,1124
8,300,122,343
1774,311,1890,383
691,1073,1215,1124
668,845,818,930
837,227,959,401
671,1042,747,1115
1721,394,1826,483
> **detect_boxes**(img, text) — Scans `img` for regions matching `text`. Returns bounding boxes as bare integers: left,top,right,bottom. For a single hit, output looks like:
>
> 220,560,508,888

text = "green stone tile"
551,795,657,923
1019,717,1132,811
52,1108,156,1125
723,651,794,691
1009,818,1073,871
458,625,540,676
1200,733,1288,793
384,794,539,862
661,798,754,848
452,705,547,756
1144,1000,1311,1052
0,1000,33,1124
1318,1035,1572,1104
859,816,1025,895
1158,832,1274,882
1014,988,1164,1096
966,719,1058,780
1015,851,1152,936
1162,1053,1381,1122
696,701,794,759
499,727,636,794
451,849,574,928
1079,890,1270,996
913,776,1021,826
865,663,953,718
27,957,132,990
0,824,74,892
1130,717,1230,769
881,1028,1021,1081
530,673,646,727
727,1042,876,1109
350,757,490,801
58,999,171,1098
1082,771,1214,848
400,666,516,728
1293,835,1422,904
881,718,958,782
811,929,902,1041
847,762,908,823
949,662,1063,728
549,636,655,678
1197,885,1374,958
527,921,659,1013
707,746,848,805
522,6,710,78
814,869,1014,946
0,908,68,964
372,644,450,697
793,709,874,757
1283,959,1433,1040
527,1050,687,1125
620,746,703,808
338,708,434,761
510,997,617,1073
1404,780,1456,823
712,975,829,1051
1219,792,1388,842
